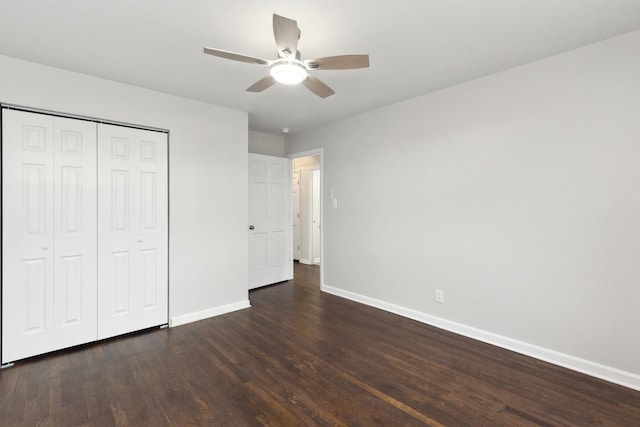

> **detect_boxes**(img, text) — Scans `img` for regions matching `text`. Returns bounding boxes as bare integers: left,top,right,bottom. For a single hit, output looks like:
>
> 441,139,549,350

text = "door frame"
287,148,323,287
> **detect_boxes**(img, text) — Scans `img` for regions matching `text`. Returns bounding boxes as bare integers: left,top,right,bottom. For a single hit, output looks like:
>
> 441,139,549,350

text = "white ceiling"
1,1,640,135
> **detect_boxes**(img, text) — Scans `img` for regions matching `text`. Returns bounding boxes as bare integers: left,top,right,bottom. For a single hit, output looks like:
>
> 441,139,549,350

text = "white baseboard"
169,300,251,327
299,258,312,265
321,283,640,392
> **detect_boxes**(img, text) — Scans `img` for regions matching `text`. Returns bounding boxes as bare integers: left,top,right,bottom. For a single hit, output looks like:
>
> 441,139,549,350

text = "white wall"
248,131,285,156
0,55,250,327
293,155,320,169
286,30,640,388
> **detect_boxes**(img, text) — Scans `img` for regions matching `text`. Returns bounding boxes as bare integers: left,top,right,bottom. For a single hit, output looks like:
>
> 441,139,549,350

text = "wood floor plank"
1,262,640,426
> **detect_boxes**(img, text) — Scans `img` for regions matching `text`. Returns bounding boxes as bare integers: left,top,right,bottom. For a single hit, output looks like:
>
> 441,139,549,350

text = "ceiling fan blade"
302,75,335,98
305,54,370,70
247,76,277,93
273,14,299,57
204,47,270,66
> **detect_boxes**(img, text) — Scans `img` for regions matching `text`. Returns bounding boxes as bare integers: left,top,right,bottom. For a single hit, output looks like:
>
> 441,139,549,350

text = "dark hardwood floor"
2,262,640,426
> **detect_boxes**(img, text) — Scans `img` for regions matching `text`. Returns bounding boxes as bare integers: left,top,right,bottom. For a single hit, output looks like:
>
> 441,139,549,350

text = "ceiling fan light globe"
270,60,307,85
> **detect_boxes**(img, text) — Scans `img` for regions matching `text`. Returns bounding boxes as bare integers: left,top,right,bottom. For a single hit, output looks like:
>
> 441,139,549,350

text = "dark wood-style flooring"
2,262,640,426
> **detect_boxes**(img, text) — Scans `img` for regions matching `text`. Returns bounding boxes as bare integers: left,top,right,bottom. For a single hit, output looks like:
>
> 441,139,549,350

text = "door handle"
41,245,49,251
249,225,255,230
137,239,144,243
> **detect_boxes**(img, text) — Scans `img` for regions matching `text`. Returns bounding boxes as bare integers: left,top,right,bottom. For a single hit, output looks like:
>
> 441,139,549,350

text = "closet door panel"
2,110,55,363
2,111,98,363
97,124,168,340
52,117,97,349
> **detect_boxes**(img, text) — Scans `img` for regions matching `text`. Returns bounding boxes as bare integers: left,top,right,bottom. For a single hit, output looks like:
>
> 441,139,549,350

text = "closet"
1,108,168,364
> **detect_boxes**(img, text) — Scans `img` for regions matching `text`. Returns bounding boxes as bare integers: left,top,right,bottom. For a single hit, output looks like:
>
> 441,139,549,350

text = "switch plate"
435,289,444,304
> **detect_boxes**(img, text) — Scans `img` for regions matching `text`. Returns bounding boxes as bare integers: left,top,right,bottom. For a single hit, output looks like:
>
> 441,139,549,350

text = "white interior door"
311,169,321,264
248,154,292,289
2,110,97,363
292,170,301,260
97,124,168,340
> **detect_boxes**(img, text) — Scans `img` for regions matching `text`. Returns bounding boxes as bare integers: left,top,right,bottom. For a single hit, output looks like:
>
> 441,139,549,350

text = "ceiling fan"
204,14,369,98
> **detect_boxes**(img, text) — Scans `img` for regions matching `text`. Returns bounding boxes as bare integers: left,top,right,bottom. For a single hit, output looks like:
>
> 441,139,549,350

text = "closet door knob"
137,239,143,243
41,245,49,251
249,225,255,230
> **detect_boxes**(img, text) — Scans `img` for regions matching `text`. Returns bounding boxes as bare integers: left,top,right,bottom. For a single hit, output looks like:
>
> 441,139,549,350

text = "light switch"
332,198,338,208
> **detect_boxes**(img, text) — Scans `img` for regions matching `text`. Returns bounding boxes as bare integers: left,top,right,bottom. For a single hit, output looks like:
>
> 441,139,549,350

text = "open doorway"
292,154,320,266
289,149,323,287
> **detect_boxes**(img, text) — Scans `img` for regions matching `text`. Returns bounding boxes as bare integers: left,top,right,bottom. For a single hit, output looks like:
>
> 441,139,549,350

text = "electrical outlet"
435,289,444,304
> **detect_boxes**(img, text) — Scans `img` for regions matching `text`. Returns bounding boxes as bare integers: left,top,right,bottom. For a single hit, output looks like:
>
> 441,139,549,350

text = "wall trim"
169,300,251,327
321,283,640,392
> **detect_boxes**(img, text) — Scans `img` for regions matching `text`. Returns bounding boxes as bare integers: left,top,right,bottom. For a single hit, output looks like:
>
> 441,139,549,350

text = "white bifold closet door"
2,110,168,364
97,124,168,340
2,110,97,362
